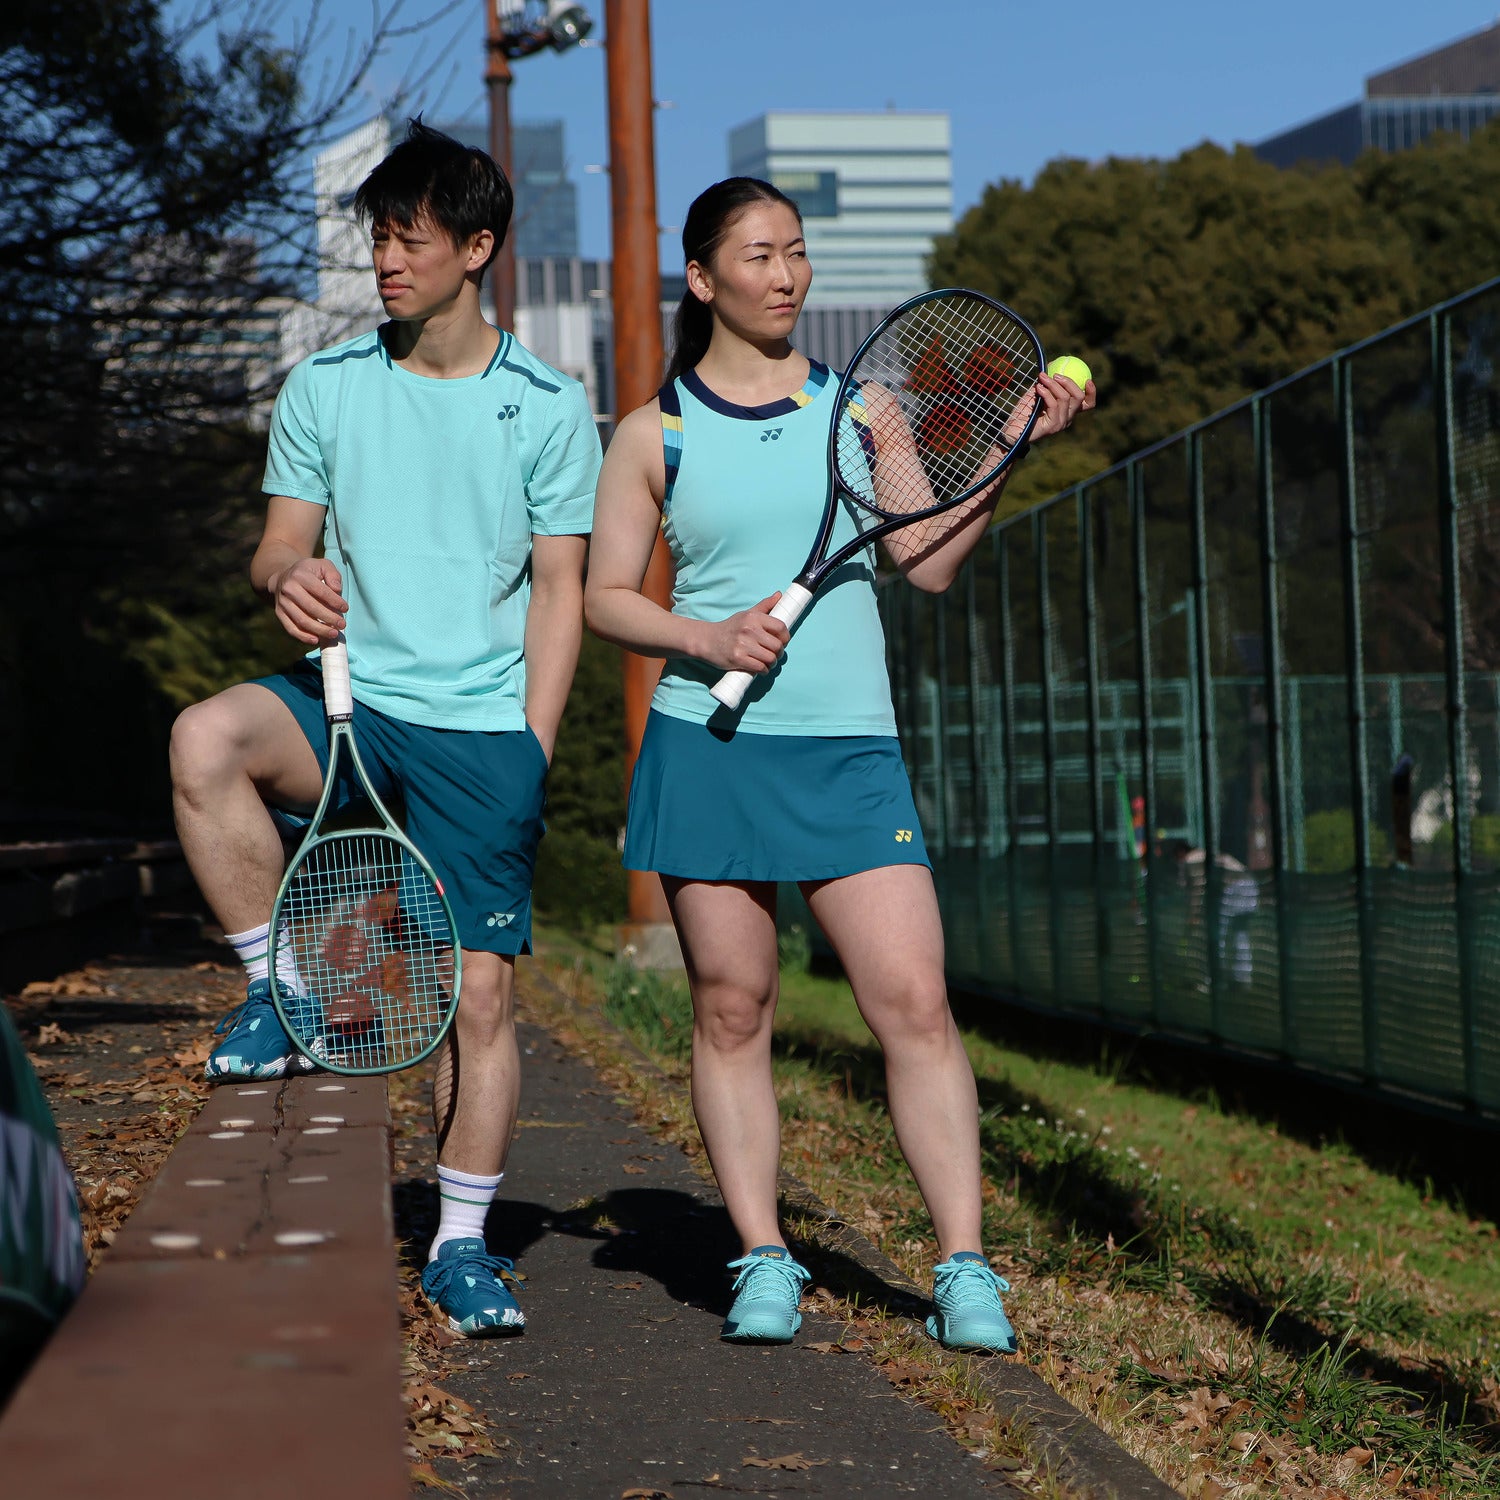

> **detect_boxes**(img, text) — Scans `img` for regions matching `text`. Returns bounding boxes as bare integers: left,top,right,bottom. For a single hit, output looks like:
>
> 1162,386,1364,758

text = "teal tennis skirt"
623,710,930,883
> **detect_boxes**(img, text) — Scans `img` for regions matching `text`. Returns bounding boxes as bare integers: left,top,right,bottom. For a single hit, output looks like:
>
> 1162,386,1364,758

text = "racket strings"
274,832,456,1070
836,293,1041,523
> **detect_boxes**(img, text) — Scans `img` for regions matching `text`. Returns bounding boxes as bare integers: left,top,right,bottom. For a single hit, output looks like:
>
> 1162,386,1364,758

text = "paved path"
402,1020,1025,1499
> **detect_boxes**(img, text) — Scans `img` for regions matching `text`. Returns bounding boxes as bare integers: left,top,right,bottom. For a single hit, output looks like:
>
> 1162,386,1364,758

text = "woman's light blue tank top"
650,360,897,736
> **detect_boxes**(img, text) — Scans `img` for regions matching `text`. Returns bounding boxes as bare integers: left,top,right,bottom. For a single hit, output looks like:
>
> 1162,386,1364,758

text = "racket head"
269,829,461,1076
832,288,1044,524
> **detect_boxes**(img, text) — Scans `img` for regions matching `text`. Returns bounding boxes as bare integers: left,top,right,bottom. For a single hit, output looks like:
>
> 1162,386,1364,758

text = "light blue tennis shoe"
205,977,322,1081
925,1252,1017,1353
721,1245,811,1344
422,1238,526,1336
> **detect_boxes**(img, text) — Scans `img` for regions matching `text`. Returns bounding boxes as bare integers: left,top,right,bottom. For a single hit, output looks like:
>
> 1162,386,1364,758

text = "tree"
0,0,431,827
927,137,1500,514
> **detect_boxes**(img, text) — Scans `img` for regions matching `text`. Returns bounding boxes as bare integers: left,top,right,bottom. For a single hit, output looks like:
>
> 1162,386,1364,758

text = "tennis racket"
268,637,461,1075
711,288,1045,711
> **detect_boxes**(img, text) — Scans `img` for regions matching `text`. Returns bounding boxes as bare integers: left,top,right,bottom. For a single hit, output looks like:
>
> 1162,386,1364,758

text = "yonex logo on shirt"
894,829,913,842
759,428,783,442
497,404,521,420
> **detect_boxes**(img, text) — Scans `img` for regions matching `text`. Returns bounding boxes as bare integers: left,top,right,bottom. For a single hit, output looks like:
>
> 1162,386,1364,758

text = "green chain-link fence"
881,277,1500,1118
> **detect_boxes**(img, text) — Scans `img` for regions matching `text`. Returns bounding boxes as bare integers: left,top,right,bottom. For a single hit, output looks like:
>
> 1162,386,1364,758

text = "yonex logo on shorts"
759,428,782,442
894,829,913,842
497,404,521,420
485,912,516,928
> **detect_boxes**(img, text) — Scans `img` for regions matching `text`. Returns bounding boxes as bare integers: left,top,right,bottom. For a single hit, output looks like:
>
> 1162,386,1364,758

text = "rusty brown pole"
606,0,673,928
485,1,516,331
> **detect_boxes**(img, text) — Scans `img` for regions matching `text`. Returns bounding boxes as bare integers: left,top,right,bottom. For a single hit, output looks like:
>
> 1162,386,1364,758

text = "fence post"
1035,511,1067,1004
1433,310,1480,1110
1187,431,1225,1038
1335,355,1381,1085
1130,459,1162,1026
1080,486,1111,1016
1256,397,1296,1059
998,530,1025,993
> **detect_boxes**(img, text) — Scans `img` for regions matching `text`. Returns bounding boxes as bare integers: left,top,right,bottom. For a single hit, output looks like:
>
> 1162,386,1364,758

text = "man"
169,121,600,1336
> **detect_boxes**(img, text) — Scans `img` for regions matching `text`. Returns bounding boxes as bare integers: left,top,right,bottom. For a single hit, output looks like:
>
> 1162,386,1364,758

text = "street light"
485,1,595,329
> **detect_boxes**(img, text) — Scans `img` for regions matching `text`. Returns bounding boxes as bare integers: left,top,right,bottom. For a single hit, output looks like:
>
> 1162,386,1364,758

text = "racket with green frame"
269,637,461,1075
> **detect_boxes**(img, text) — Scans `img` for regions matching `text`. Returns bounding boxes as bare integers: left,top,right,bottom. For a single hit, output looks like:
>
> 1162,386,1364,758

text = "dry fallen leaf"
742,1452,824,1471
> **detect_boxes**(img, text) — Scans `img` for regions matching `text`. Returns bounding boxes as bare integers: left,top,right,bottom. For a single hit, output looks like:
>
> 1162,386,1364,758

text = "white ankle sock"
226,922,304,993
430,1165,503,1260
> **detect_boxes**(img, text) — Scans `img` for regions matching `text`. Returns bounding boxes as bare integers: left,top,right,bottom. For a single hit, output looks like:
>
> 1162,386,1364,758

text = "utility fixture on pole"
485,1,594,330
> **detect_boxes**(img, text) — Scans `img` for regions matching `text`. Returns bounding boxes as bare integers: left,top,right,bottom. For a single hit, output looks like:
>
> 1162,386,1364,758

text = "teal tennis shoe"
720,1245,811,1344
205,978,321,1081
422,1238,525,1336
925,1253,1017,1353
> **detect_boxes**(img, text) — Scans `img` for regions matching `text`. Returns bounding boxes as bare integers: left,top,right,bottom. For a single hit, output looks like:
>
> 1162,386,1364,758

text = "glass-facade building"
1256,23,1500,168
727,111,952,308
437,118,579,259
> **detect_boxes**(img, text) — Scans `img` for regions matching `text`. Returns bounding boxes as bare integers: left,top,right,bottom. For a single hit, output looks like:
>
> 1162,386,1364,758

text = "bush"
1299,808,1392,872
531,828,627,928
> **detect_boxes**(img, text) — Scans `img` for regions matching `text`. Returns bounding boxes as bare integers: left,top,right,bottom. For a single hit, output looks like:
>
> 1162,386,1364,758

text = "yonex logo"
894,829,913,842
759,428,783,442
485,912,516,928
497,404,521,420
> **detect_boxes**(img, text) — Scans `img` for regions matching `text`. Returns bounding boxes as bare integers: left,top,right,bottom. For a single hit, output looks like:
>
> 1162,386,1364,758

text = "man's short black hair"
354,118,513,270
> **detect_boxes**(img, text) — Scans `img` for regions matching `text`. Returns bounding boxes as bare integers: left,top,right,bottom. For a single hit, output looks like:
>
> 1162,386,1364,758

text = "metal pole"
484,2,516,332
1130,460,1163,1026
1256,397,1296,1059
1433,310,1480,1109
606,0,673,929
1335,355,1381,1083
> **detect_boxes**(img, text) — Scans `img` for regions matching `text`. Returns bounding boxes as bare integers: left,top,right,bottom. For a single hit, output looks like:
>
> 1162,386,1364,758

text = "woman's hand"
1022,368,1096,445
699,594,790,674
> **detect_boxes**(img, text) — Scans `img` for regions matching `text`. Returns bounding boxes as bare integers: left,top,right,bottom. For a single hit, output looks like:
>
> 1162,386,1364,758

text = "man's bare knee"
172,684,319,808
170,698,252,797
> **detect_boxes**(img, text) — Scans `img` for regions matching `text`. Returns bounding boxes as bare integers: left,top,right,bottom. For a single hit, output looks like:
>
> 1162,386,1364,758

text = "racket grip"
321,634,354,720
709,583,814,712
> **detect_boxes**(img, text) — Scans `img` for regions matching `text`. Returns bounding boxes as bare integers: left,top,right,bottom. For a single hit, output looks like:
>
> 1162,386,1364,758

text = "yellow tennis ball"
1047,355,1092,390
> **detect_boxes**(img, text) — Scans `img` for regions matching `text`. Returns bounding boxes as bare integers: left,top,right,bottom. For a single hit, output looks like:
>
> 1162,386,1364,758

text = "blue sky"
237,1,1500,262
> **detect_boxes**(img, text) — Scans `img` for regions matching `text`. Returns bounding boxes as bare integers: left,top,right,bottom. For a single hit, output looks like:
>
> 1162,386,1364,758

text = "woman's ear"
685,259,713,305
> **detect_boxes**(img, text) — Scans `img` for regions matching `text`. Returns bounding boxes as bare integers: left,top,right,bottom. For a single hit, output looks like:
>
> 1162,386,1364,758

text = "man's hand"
270,558,348,645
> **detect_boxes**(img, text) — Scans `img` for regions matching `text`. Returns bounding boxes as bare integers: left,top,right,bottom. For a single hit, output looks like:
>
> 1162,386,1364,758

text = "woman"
585,177,1093,1349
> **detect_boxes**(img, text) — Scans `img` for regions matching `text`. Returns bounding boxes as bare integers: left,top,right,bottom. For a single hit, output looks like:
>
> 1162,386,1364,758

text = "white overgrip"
321,635,354,720
709,583,815,712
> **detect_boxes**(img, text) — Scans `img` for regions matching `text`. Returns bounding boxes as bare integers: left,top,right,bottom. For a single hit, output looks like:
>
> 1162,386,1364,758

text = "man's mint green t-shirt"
262,327,600,730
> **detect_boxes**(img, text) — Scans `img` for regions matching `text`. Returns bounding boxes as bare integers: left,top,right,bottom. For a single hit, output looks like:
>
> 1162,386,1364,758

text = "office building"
436,118,580,259
727,111,953,307
1256,23,1500,168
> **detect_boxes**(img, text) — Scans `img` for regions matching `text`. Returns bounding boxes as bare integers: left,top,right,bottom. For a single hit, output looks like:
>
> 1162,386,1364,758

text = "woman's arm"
881,370,1095,594
584,404,790,676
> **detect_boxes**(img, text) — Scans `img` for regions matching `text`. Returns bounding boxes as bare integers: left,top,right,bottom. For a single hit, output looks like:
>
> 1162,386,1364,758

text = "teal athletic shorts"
254,661,547,955
623,709,930,883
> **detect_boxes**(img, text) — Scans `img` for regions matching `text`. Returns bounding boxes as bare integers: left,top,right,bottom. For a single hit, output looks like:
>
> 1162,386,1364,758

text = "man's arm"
251,494,345,645
523,532,589,762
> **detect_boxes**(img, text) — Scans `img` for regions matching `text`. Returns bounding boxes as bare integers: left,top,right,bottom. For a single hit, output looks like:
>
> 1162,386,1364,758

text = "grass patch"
533,929,1500,1499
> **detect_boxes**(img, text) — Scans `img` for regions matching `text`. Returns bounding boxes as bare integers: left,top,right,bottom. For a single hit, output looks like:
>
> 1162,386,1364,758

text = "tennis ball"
1047,354,1092,391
